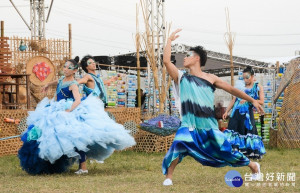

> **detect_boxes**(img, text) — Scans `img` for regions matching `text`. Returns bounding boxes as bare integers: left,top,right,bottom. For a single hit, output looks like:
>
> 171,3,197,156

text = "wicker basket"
133,130,175,153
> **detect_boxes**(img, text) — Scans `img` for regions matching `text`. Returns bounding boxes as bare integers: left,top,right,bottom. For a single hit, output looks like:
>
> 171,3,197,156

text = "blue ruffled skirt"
19,95,136,174
223,130,266,159
227,108,266,159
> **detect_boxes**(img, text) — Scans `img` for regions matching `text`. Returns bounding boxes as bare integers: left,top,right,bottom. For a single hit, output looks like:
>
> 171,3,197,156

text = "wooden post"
276,61,280,73
68,24,72,59
230,50,234,86
26,75,30,109
16,77,20,105
1,21,4,37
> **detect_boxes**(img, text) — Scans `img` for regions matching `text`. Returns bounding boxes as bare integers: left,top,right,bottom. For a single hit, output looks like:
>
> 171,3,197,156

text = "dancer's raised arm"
163,29,182,83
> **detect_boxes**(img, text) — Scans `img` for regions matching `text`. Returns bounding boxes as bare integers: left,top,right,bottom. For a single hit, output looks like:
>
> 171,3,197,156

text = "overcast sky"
1,0,300,62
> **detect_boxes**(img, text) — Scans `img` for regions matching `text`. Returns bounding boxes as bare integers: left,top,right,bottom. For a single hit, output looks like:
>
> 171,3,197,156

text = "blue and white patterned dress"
18,76,135,174
83,73,107,103
162,71,250,175
224,81,266,159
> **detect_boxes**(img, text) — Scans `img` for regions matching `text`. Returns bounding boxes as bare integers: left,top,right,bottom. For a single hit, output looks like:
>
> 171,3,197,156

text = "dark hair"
80,55,95,73
136,89,143,94
243,66,254,75
67,56,79,69
190,46,207,67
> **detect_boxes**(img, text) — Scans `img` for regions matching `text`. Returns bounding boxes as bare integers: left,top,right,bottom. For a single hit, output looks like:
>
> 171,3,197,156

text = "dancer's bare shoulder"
202,72,217,85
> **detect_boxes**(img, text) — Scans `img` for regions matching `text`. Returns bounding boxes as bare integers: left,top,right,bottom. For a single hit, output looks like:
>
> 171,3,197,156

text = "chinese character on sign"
256,183,261,187
274,182,278,187
258,173,264,181
266,172,274,181
245,183,249,187
276,172,285,181
280,183,285,187
287,172,296,181
244,173,252,181
285,183,290,187
292,183,295,187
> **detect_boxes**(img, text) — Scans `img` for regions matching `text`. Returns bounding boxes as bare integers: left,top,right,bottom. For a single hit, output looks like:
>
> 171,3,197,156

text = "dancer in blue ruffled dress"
222,66,266,159
161,29,264,186
18,57,135,175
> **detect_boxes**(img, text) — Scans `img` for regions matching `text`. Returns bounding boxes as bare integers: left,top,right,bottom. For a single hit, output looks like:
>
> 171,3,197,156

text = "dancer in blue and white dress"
77,55,117,103
76,55,118,170
223,66,266,159
161,29,264,186
18,57,135,175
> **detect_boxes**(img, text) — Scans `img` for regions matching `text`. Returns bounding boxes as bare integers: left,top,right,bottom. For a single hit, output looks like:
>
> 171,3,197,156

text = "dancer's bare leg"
248,161,259,173
166,157,179,180
80,162,87,171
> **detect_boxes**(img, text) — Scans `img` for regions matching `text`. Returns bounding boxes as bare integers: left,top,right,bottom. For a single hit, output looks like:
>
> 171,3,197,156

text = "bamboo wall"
8,37,70,108
271,58,300,148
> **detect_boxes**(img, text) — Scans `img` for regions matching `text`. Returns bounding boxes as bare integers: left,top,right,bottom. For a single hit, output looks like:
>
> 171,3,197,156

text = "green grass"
0,148,299,193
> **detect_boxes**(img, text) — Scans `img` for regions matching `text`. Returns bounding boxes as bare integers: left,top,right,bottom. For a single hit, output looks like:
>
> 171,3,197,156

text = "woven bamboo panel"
105,108,141,151
133,130,175,153
106,107,141,125
0,137,22,156
9,37,69,74
272,59,300,148
274,59,298,101
8,36,70,109
124,121,139,136
0,110,28,138
0,109,28,157
269,128,278,148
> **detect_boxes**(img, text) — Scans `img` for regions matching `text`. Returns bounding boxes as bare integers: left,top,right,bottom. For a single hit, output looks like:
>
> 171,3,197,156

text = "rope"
0,135,21,141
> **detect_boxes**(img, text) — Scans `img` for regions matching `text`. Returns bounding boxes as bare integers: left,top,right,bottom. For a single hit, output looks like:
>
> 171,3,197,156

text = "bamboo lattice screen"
8,37,70,108
271,58,300,148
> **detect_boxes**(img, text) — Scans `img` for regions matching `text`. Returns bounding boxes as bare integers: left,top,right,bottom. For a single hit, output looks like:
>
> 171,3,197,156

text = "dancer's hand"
42,84,49,93
239,99,246,104
252,100,264,115
169,29,182,41
65,109,71,113
222,112,228,120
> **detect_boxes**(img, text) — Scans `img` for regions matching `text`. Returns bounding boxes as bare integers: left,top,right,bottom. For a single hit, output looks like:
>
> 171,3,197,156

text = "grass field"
0,148,299,193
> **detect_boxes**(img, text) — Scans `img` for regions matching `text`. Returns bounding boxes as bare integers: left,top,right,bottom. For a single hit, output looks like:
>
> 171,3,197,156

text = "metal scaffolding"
10,0,54,40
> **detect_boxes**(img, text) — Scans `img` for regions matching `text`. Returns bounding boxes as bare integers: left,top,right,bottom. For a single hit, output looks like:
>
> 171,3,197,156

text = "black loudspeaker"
160,54,176,65
94,56,111,70
171,55,176,65
139,57,147,67
94,56,111,64
114,56,136,67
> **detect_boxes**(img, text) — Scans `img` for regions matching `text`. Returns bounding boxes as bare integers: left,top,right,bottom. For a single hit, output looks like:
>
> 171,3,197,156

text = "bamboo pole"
68,24,72,59
224,8,235,87
136,4,141,108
